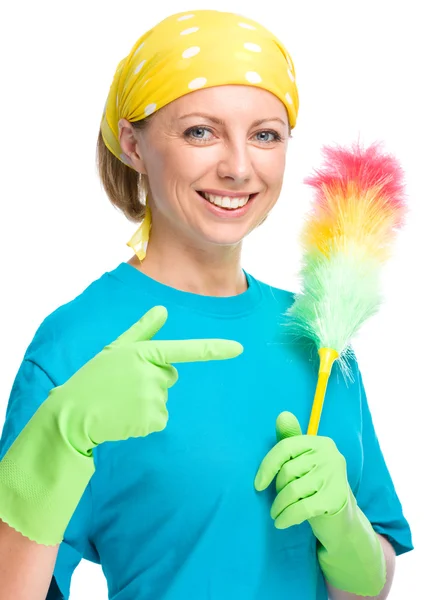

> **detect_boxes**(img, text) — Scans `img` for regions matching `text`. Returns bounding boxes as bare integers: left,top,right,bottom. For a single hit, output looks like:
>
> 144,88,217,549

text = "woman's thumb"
276,411,302,442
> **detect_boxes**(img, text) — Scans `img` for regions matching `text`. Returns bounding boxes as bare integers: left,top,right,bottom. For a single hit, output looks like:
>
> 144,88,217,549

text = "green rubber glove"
0,306,243,545
254,411,386,596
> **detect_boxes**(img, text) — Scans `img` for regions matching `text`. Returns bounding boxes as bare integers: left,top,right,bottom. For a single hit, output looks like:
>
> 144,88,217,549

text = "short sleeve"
355,371,413,556
0,359,56,460
0,358,100,599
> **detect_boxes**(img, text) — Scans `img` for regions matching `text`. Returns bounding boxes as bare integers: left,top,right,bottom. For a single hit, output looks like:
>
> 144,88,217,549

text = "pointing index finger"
150,339,244,364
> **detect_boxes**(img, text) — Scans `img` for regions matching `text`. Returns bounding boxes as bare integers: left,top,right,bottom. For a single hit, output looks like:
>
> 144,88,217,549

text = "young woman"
0,9,412,600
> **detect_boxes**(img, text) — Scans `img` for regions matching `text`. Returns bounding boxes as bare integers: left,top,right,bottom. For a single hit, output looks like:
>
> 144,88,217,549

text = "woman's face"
120,84,289,249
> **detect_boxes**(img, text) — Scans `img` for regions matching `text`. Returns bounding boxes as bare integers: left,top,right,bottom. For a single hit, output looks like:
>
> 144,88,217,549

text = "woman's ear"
118,118,147,174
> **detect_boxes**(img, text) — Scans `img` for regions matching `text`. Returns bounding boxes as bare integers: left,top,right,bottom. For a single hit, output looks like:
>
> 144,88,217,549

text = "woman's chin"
196,226,253,248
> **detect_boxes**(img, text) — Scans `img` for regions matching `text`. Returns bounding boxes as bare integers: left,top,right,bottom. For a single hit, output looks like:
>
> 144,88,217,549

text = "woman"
0,9,412,600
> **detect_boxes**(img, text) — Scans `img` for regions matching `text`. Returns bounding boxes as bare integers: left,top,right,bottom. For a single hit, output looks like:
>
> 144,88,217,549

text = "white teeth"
201,192,250,209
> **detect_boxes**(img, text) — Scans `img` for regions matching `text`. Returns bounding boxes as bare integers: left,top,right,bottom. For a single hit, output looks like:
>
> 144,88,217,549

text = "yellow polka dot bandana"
100,9,299,260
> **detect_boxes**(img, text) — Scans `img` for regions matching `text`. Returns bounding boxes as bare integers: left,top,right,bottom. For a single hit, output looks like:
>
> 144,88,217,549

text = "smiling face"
119,84,290,251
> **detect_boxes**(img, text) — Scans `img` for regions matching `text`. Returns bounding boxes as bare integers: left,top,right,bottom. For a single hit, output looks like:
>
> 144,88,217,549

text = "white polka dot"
180,27,199,35
144,103,157,115
135,42,145,53
177,14,195,21
245,71,262,84
285,92,293,105
286,56,293,70
244,42,262,53
182,46,200,59
135,60,146,74
238,22,256,30
287,68,295,82
188,77,207,90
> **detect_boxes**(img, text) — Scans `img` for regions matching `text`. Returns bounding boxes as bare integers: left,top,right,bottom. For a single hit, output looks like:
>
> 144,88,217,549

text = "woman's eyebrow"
178,112,287,127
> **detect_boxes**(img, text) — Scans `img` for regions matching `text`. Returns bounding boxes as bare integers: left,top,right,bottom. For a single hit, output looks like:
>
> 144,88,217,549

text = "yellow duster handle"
307,347,339,435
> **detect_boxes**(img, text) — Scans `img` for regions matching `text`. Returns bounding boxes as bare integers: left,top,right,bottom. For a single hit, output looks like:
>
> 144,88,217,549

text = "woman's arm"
0,519,59,600
327,534,396,600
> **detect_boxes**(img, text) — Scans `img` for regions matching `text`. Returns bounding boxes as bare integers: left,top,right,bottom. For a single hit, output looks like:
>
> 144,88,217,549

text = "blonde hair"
96,118,153,223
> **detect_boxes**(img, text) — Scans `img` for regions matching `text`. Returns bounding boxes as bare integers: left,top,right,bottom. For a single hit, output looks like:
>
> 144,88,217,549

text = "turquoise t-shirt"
0,263,413,599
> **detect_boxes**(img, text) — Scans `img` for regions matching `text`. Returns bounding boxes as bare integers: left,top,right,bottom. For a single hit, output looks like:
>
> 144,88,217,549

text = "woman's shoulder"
23,263,149,382
31,265,121,332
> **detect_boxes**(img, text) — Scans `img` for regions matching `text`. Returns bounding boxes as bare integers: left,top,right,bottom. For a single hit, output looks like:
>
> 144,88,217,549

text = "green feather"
286,244,382,377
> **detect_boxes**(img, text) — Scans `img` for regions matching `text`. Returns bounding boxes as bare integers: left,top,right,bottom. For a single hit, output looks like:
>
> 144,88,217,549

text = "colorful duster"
287,142,407,435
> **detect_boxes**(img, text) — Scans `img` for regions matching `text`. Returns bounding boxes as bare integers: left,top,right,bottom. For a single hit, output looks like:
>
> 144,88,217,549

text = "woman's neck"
127,237,247,297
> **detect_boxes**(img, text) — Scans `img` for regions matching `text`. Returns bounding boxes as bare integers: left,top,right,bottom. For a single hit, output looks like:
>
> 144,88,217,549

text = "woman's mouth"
197,190,257,212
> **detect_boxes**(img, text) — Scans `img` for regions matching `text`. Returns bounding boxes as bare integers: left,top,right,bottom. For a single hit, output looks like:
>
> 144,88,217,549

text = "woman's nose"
216,143,252,184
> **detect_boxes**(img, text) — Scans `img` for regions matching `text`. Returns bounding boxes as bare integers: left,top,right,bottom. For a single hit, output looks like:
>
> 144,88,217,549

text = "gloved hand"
254,411,386,595
0,306,243,545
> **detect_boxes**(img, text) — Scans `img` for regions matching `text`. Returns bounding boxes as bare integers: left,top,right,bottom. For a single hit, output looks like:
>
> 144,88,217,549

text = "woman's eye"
254,130,283,143
185,126,213,141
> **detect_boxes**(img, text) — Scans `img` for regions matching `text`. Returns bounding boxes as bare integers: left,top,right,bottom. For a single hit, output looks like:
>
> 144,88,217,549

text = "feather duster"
287,142,407,434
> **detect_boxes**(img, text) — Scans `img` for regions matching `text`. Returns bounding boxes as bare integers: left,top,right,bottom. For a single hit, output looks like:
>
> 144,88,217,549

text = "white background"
0,0,426,598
